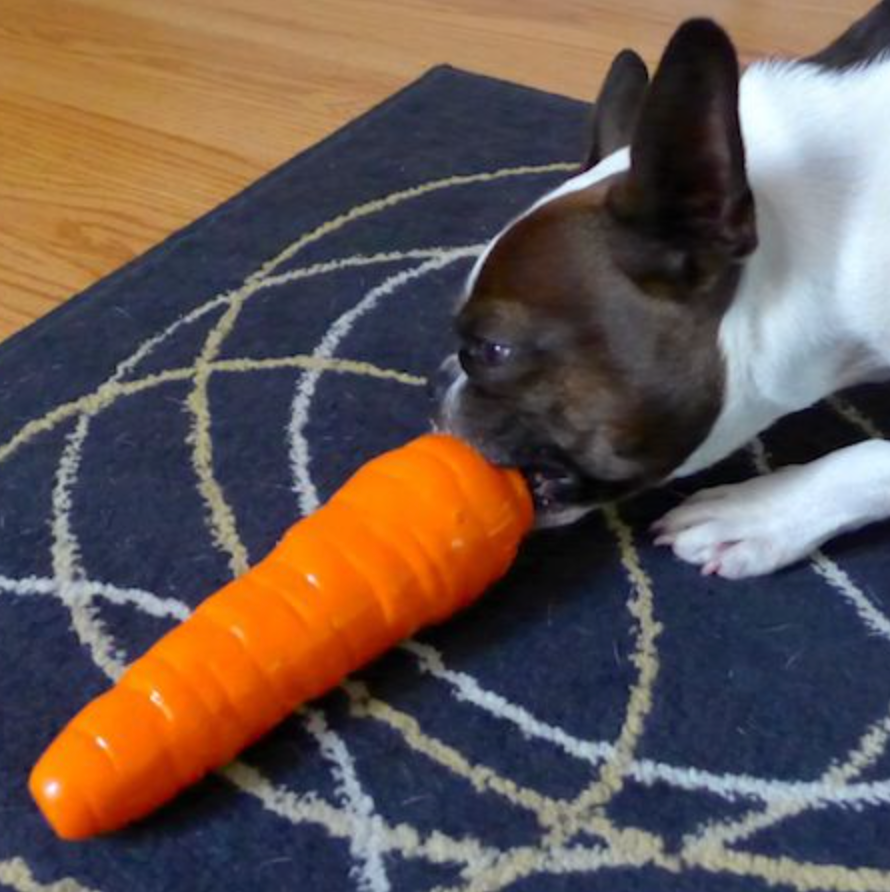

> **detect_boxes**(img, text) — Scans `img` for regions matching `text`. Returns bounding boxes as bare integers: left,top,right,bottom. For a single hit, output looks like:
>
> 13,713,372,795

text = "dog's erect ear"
610,19,756,263
584,50,649,169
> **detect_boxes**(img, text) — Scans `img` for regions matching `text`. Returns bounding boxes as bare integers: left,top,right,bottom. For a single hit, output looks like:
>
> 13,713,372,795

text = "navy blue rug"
3,66,890,892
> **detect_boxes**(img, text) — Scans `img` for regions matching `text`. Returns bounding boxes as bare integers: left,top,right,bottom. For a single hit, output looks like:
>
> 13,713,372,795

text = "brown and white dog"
441,3,890,579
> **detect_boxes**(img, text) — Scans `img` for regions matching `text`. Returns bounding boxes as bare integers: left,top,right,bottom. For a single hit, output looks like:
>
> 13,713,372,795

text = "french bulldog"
441,3,890,579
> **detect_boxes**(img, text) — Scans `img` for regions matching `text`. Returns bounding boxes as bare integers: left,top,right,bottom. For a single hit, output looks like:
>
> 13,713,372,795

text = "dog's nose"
429,354,462,402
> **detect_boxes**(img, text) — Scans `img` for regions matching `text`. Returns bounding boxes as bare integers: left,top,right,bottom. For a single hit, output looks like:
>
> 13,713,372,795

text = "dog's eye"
459,338,515,373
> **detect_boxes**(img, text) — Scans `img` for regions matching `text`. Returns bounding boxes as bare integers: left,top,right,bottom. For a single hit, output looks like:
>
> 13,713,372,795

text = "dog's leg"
652,440,890,579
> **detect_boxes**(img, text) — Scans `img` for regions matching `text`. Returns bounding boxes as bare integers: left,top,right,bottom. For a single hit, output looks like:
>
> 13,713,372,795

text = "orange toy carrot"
29,433,533,840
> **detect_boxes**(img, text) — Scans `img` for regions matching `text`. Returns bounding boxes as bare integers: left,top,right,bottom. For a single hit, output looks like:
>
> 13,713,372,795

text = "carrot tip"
29,761,95,841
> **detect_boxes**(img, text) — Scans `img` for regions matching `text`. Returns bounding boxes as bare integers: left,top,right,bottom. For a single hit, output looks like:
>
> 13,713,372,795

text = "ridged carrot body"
29,434,533,840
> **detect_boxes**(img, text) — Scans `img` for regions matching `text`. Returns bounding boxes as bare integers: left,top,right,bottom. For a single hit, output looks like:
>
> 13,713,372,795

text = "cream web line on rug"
0,857,102,892
304,708,393,892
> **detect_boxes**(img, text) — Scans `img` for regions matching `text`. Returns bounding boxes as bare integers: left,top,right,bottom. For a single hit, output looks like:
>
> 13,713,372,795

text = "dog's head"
440,20,758,525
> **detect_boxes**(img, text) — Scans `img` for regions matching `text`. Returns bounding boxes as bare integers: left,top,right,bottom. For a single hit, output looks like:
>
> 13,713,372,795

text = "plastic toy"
29,433,533,839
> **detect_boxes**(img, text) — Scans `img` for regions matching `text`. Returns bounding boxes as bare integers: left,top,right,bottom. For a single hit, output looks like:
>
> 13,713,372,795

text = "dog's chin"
533,502,595,529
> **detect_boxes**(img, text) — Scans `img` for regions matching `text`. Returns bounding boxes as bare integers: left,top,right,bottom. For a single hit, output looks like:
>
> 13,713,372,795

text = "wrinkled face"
438,20,758,524
441,179,735,524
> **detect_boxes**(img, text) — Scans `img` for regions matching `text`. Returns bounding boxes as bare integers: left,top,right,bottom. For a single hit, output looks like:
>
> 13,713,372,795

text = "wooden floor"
0,0,873,342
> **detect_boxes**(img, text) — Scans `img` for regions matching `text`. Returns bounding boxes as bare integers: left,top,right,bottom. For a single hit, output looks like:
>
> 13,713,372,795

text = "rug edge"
436,63,591,110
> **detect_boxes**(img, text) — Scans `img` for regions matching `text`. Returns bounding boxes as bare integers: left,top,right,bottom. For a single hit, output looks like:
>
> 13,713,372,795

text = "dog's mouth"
524,457,587,513
520,450,641,527
520,455,592,527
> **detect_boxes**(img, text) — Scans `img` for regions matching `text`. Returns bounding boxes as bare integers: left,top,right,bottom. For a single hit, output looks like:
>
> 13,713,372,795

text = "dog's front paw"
651,467,827,579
